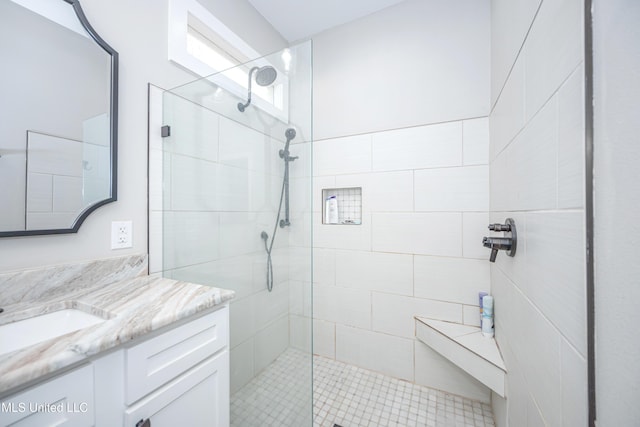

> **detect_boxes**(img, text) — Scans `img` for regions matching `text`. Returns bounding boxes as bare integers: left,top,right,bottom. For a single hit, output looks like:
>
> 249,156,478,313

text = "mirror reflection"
0,0,117,235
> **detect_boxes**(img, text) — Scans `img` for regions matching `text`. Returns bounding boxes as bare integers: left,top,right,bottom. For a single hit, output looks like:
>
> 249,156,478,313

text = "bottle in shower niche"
325,195,338,224
481,295,494,338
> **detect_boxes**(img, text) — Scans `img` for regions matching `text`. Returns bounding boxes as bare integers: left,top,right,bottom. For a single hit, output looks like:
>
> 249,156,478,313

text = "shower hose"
261,166,288,292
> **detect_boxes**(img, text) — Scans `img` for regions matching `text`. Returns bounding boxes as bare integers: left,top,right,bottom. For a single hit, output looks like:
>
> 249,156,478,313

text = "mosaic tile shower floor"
231,348,495,427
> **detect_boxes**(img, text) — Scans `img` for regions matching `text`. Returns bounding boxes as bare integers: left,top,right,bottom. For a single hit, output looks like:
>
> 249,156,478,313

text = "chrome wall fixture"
482,218,517,262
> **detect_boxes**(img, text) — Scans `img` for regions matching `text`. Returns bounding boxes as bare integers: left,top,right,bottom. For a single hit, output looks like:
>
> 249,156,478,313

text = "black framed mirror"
0,0,118,237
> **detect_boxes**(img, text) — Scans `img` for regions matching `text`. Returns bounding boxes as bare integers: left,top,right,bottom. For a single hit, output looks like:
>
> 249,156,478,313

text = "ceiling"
247,0,407,42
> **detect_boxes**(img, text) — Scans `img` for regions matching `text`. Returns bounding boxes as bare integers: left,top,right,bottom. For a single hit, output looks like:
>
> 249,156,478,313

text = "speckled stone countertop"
0,255,234,396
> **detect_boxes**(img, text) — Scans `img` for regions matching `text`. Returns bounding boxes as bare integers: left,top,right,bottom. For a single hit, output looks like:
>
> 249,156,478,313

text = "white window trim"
168,0,288,121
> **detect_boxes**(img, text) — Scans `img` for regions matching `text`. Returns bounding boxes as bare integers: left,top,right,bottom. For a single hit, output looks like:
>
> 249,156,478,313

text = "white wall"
489,0,588,425
310,0,491,402
0,0,285,273
312,0,490,141
593,0,640,425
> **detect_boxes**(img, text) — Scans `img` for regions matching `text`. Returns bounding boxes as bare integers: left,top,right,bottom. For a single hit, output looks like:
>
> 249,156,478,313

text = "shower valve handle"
488,223,511,232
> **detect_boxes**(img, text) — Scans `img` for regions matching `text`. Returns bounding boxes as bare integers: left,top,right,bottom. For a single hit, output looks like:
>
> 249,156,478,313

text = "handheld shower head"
280,128,298,161
237,66,277,112
285,128,296,142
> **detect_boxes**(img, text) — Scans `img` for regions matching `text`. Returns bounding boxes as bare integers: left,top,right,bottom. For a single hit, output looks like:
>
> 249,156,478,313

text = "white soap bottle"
327,196,338,224
481,295,494,338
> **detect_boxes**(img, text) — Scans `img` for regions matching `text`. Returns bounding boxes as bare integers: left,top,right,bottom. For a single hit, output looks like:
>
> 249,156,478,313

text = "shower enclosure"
156,41,313,426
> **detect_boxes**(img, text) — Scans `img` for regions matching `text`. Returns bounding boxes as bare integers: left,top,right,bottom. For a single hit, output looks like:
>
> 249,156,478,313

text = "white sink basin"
0,309,106,355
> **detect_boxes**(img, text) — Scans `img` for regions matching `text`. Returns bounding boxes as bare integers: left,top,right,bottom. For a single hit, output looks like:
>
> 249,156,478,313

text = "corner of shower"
154,41,313,426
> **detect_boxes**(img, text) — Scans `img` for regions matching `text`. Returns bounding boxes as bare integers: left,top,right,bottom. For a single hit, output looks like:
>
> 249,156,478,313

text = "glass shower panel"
160,41,313,426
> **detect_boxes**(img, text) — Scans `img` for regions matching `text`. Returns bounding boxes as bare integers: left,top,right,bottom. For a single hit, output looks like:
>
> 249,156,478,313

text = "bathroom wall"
310,0,492,402
593,0,640,425
313,0,490,141
489,0,587,425
0,0,285,273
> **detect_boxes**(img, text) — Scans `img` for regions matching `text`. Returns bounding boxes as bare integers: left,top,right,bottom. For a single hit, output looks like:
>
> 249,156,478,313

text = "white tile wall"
289,314,311,352
414,256,490,305
313,134,372,176
162,211,220,270
169,154,219,211
491,96,558,212
219,117,281,175
462,212,491,259
490,0,587,422
372,213,462,256
313,118,491,401
312,319,335,359
163,95,219,162
314,212,371,251
557,64,586,209
414,166,489,212
489,56,526,161
313,283,371,329
372,292,461,338
462,304,482,327
414,341,490,403
371,122,462,172
254,315,289,374
335,250,413,296
335,325,414,382
230,338,254,393
526,211,587,355
289,280,312,318
561,339,588,426
335,171,414,213
490,0,541,105
463,118,490,165
523,0,584,120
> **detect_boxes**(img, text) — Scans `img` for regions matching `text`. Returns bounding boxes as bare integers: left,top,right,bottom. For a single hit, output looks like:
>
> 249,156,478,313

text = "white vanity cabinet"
0,305,230,427
0,365,95,427
122,307,230,427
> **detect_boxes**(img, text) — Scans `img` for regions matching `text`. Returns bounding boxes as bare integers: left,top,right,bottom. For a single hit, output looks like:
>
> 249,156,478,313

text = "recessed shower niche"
322,187,362,225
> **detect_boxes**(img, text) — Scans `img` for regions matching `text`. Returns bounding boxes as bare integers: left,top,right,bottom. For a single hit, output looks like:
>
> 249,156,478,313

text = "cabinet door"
0,365,94,427
125,307,229,404
124,351,229,427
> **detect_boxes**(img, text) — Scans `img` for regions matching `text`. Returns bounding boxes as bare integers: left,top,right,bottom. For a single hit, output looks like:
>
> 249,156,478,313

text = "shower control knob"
488,223,511,232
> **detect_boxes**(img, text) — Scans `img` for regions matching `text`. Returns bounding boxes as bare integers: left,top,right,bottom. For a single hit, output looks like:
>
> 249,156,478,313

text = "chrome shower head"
237,66,277,112
255,66,277,86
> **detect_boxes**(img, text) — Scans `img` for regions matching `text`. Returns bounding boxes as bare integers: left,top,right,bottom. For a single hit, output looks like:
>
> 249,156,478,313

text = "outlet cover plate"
111,221,133,249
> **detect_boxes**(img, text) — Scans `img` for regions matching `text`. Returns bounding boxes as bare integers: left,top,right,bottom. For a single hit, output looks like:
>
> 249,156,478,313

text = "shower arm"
238,67,258,112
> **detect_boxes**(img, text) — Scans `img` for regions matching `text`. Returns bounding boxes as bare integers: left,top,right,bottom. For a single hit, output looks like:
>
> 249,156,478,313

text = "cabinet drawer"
0,365,94,427
124,351,229,427
125,306,228,405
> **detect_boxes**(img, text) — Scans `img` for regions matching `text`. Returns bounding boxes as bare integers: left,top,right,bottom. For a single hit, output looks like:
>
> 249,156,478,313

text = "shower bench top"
415,316,506,397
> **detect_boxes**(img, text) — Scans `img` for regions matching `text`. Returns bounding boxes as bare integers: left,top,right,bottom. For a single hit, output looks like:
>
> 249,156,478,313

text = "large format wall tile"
336,325,414,382
372,122,462,172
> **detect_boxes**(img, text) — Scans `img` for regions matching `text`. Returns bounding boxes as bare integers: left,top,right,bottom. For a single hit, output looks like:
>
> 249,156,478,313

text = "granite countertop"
0,274,235,396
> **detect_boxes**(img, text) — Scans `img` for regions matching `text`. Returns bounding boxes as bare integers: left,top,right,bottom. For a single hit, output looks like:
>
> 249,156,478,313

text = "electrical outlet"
111,221,133,249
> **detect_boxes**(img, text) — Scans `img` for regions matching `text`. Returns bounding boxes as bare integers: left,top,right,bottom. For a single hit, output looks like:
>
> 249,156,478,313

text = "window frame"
168,0,288,121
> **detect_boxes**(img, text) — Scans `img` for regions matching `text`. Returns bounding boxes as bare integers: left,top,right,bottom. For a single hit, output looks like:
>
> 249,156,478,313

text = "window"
168,0,287,120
